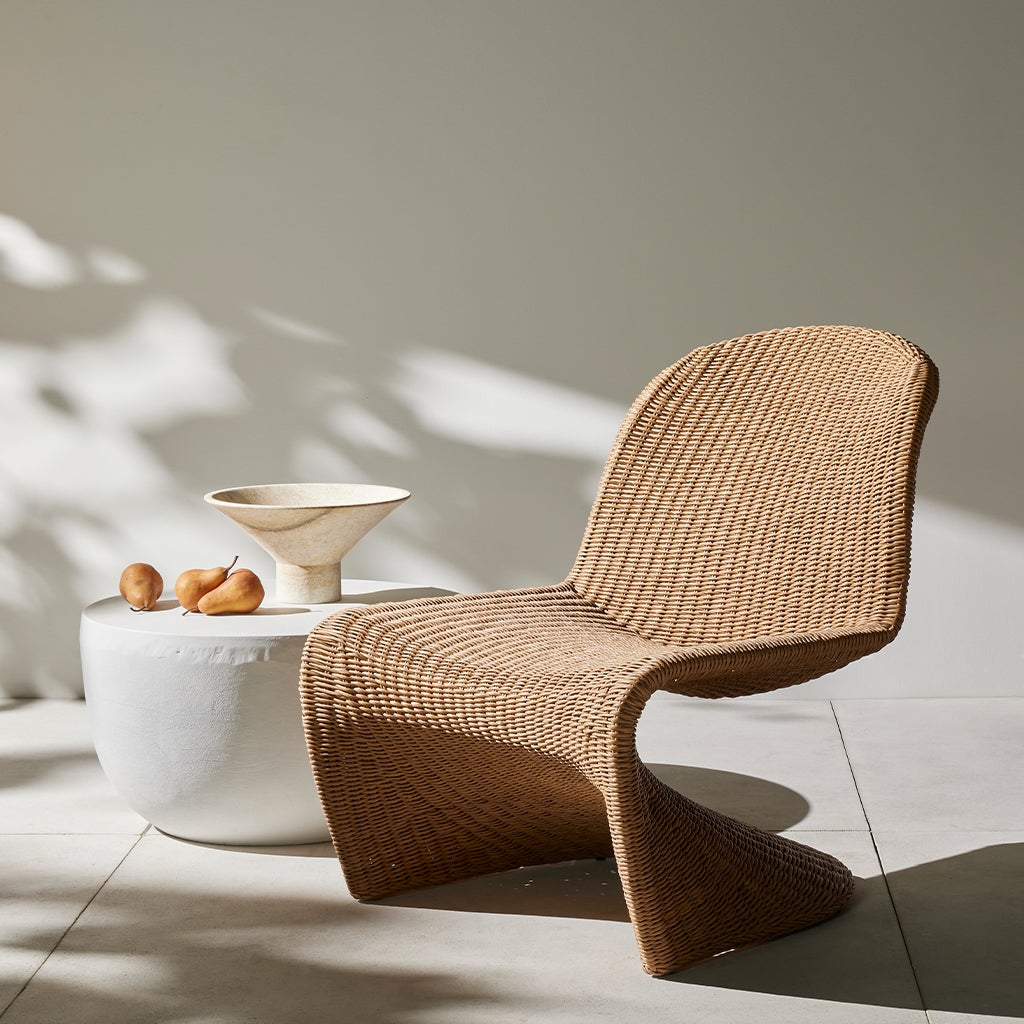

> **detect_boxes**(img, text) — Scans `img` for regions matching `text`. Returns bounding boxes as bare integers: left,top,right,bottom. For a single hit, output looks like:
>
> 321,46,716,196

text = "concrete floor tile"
3,830,927,1024
0,701,147,835
873,831,1024,1021
0,835,138,1015
833,700,1024,831
637,694,868,831
927,1015,1023,1023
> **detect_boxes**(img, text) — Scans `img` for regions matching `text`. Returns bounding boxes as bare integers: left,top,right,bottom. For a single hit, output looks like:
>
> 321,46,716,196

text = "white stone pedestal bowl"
205,483,410,604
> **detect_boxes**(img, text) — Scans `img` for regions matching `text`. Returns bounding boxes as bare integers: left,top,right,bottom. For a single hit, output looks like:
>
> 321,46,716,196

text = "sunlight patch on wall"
903,497,1024,687
758,497,1024,699
0,213,80,288
291,436,366,483
86,246,149,284
0,213,150,289
0,404,171,517
53,297,248,430
325,402,416,459
247,306,345,345
386,348,625,461
354,532,485,595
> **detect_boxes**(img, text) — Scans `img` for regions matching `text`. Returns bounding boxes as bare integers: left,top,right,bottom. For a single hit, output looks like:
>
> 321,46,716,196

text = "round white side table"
81,580,447,846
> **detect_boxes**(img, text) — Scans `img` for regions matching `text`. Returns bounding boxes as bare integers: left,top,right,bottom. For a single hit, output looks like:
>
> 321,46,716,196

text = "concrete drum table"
81,580,445,845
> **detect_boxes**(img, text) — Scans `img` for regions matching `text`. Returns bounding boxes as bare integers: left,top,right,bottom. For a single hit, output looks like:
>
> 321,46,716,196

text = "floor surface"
1,695,1021,1024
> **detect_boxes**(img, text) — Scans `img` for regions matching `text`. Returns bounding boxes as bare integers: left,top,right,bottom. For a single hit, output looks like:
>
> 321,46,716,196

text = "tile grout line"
829,700,930,1017
0,830,149,1020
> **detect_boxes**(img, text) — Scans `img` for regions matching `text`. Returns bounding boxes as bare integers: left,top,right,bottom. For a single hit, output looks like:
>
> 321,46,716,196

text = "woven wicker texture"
300,326,939,975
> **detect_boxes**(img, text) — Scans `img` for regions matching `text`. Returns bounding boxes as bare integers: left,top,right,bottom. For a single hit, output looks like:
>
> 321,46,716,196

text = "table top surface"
82,579,452,638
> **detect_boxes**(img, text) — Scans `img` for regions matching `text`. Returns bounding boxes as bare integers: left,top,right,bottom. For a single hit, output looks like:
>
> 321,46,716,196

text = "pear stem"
226,555,239,573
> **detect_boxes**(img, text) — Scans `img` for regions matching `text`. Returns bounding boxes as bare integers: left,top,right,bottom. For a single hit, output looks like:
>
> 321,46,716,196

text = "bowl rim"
204,482,411,510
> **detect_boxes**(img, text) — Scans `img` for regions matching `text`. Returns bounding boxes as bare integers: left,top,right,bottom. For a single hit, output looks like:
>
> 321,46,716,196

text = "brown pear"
175,555,238,613
119,563,163,611
197,568,265,615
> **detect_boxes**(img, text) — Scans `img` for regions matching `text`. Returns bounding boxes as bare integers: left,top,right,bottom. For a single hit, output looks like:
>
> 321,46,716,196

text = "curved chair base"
305,706,853,976
307,719,614,902
611,762,854,975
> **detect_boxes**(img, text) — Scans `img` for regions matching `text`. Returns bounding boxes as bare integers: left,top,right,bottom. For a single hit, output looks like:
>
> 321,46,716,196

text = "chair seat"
304,584,674,782
330,583,672,674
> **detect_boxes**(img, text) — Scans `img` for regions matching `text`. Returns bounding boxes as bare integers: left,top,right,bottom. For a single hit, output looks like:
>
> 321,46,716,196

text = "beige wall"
2,0,1021,697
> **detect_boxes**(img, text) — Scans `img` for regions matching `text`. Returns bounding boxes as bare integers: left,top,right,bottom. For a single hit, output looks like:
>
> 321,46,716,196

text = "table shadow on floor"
0,750,101,791
155,834,339,858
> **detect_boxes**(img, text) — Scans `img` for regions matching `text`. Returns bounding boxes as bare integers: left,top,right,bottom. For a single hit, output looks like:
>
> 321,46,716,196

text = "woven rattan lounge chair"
300,325,939,975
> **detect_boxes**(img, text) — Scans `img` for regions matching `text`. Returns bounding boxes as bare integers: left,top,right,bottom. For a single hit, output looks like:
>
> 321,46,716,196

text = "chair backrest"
569,326,939,646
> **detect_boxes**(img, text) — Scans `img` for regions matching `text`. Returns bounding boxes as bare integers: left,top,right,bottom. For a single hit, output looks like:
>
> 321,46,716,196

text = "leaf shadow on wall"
0,214,623,695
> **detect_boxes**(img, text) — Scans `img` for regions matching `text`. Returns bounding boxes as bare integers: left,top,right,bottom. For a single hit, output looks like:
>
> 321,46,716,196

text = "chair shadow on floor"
378,766,809,924
379,765,1024,1017
677,841,1024,1018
